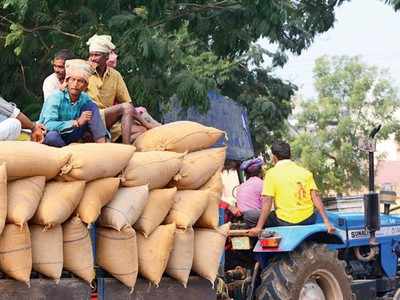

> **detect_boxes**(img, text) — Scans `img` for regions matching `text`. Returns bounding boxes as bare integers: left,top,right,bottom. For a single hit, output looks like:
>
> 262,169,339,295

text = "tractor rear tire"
255,242,352,300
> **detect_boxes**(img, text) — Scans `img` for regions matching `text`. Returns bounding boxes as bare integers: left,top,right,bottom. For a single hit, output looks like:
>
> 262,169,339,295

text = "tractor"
223,126,400,300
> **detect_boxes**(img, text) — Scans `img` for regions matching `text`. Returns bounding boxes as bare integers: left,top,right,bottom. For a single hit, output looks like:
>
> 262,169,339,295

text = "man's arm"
311,190,335,234
15,112,35,130
248,195,273,236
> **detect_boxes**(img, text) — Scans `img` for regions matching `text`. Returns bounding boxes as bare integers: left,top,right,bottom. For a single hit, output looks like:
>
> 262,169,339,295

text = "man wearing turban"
38,59,107,147
86,34,160,144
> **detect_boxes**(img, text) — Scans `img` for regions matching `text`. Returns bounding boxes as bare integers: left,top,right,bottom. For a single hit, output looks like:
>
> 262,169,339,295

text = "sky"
262,0,400,99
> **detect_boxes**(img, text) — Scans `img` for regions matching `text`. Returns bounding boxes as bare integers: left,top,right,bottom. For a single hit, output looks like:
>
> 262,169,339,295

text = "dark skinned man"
86,34,160,144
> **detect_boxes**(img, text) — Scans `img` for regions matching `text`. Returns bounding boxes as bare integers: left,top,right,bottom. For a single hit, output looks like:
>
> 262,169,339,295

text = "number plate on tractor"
231,237,251,250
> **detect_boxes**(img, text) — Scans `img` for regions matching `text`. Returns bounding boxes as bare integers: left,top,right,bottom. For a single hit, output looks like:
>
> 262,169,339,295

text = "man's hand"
77,111,92,126
31,123,46,143
248,227,262,237
325,222,336,234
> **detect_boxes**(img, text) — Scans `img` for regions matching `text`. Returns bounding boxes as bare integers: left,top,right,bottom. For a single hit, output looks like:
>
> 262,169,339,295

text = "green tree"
0,0,346,152
290,56,400,195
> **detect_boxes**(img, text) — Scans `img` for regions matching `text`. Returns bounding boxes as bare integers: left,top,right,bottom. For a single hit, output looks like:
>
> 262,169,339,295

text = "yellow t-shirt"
262,160,317,223
87,67,132,109
87,67,132,140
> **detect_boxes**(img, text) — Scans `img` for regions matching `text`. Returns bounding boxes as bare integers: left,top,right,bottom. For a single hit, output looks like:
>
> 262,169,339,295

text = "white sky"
262,0,400,99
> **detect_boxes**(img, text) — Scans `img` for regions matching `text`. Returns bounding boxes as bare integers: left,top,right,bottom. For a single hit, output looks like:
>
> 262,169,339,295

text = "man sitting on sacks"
38,59,107,147
86,34,161,144
0,96,45,142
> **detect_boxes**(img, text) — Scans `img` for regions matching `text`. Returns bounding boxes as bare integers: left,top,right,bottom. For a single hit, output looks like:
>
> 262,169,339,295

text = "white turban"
65,59,95,83
86,34,115,54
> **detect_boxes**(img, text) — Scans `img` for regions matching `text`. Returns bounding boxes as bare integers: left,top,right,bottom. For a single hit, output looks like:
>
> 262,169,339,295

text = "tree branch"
18,61,36,98
0,15,80,39
149,1,241,28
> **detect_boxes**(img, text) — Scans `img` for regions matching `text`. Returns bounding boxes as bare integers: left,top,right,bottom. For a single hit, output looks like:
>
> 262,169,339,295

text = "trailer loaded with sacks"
0,121,231,300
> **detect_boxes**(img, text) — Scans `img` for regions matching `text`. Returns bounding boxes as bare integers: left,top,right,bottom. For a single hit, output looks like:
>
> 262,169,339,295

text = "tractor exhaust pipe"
363,125,381,246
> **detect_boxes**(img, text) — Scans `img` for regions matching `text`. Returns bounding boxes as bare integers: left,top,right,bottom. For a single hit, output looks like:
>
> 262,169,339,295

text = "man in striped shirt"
0,96,45,142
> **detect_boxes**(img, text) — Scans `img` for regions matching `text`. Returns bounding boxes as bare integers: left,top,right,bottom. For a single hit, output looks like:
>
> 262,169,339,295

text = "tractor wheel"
255,242,352,300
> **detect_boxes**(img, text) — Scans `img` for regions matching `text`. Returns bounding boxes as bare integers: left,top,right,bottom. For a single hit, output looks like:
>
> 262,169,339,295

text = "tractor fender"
253,223,345,253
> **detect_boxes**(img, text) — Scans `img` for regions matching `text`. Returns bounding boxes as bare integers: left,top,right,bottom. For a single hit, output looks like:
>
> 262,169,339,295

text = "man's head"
271,140,291,164
65,59,95,101
52,49,74,81
86,34,115,69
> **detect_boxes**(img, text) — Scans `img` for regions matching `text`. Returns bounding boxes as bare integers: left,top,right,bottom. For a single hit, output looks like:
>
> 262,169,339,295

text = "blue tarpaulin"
162,91,254,161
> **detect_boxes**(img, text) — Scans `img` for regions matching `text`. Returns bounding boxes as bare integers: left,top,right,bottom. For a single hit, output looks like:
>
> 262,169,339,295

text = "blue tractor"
224,126,400,300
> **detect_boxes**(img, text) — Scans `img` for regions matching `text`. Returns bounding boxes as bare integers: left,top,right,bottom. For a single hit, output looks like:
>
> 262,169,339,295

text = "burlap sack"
0,163,6,234
192,223,230,285
173,147,226,190
0,224,31,285
31,225,63,281
58,143,135,182
121,151,184,190
96,226,138,290
63,217,95,284
76,178,120,226
134,121,225,153
32,181,86,228
7,176,46,226
166,227,194,287
98,185,149,231
164,190,209,229
200,170,223,194
195,191,220,229
0,141,71,180
137,223,176,286
134,188,177,237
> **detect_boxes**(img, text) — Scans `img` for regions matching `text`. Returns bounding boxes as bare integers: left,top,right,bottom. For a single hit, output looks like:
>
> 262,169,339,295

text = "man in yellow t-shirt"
86,34,160,143
248,141,335,237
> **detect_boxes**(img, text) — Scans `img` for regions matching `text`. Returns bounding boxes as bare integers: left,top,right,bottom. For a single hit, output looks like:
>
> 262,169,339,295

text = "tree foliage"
290,56,400,195
0,0,346,152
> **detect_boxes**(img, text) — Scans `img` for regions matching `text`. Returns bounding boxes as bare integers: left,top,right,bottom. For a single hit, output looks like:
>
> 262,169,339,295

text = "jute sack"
31,225,63,281
58,143,135,182
63,217,95,284
0,141,71,180
0,224,31,285
200,170,223,195
134,121,225,153
76,178,120,226
0,163,6,235
192,223,230,286
173,147,226,190
164,190,209,229
121,151,184,190
98,185,149,231
195,191,220,229
32,181,86,228
165,227,194,287
7,176,46,226
96,226,138,290
134,188,177,237
137,223,175,286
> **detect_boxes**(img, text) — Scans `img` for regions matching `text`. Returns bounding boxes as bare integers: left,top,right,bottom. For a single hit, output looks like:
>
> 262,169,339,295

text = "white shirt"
42,73,62,101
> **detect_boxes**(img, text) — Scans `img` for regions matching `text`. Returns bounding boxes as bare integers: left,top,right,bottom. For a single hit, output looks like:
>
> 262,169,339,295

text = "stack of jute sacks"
0,141,135,287
0,120,230,291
